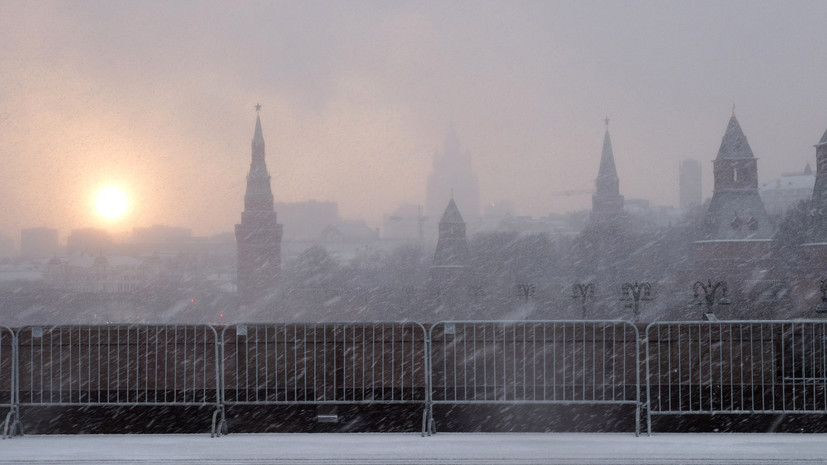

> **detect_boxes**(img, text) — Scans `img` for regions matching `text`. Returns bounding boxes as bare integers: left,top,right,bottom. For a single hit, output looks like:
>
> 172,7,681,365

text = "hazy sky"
2,0,826,239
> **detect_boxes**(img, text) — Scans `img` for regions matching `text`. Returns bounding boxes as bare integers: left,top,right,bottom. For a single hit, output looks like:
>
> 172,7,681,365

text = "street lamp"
571,283,595,319
816,279,827,313
620,282,653,323
692,279,731,319
516,283,536,303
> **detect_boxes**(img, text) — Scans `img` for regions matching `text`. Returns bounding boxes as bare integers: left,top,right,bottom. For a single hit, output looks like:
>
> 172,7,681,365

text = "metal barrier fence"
1,326,17,439
8,319,827,437
645,320,827,433
428,321,641,436
219,322,429,435
15,325,222,436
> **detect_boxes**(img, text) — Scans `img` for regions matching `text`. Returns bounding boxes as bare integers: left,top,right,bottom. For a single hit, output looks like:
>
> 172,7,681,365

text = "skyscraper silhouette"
425,124,480,231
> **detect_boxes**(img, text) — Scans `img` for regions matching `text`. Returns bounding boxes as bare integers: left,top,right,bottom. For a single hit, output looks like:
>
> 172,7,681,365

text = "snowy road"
2,433,826,464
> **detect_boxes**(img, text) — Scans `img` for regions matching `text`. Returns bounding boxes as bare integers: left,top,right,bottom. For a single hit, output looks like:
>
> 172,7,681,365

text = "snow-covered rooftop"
759,174,815,192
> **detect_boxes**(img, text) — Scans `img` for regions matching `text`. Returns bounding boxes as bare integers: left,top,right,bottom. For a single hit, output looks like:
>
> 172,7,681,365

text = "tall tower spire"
590,120,624,224
244,110,274,212
235,106,283,306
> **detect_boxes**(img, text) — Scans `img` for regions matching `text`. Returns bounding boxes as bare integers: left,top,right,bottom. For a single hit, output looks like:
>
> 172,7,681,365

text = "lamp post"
816,279,827,313
516,283,536,303
620,282,652,323
571,283,595,319
692,279,730,319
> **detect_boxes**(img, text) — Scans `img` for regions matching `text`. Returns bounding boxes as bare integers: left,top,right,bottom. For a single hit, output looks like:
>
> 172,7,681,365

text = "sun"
95,187,129,219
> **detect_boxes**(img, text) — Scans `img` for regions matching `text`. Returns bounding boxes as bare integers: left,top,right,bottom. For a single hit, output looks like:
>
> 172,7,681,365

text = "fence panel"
1,325,17,438
15,324,221,436
220,322,429,433
645,320,827,433
428,321,641,435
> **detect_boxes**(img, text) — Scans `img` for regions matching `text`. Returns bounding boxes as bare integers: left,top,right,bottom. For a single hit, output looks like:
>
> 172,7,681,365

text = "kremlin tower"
589,118,625,226
235,105,283,305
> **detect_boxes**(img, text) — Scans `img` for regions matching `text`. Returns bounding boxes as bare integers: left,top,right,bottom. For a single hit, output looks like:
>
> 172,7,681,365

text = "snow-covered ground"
2,433,827,464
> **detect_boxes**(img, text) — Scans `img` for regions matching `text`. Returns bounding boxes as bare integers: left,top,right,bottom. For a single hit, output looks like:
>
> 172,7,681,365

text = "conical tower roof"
440,197,465,224
716,114,755,159
244,106,274,212
816,127,827,148
253,114,264,147
597,129,618,179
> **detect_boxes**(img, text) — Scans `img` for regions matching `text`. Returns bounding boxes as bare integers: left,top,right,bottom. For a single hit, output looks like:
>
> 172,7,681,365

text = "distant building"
235,108,283,305
805,128,827,243
0,234,14,259
679,159,702,210
759,165,814,217
20,227,59,258
119,225,197,256
425,124,480,233
589,120,625,226
67,228,113,254
131,225,192,245
275,200,339,241
45,254,162,294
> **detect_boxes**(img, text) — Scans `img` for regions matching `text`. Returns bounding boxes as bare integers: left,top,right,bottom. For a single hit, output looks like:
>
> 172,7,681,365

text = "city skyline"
2,1,826,240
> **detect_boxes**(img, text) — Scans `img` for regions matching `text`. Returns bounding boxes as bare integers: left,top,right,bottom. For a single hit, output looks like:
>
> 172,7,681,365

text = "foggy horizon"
2,0,826,241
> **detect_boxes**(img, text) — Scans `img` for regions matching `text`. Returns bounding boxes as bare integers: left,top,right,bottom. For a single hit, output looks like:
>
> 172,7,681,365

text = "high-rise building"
425,124,480,231
679,159,702,210
67,227,113,254
589,119,624,225
235,107,283,305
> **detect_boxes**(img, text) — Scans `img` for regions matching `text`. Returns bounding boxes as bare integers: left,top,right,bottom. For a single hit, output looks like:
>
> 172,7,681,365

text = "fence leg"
635,403,640,437
3,406,22,439
211,406,222,438
427,403,436,436
214,406,227,436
